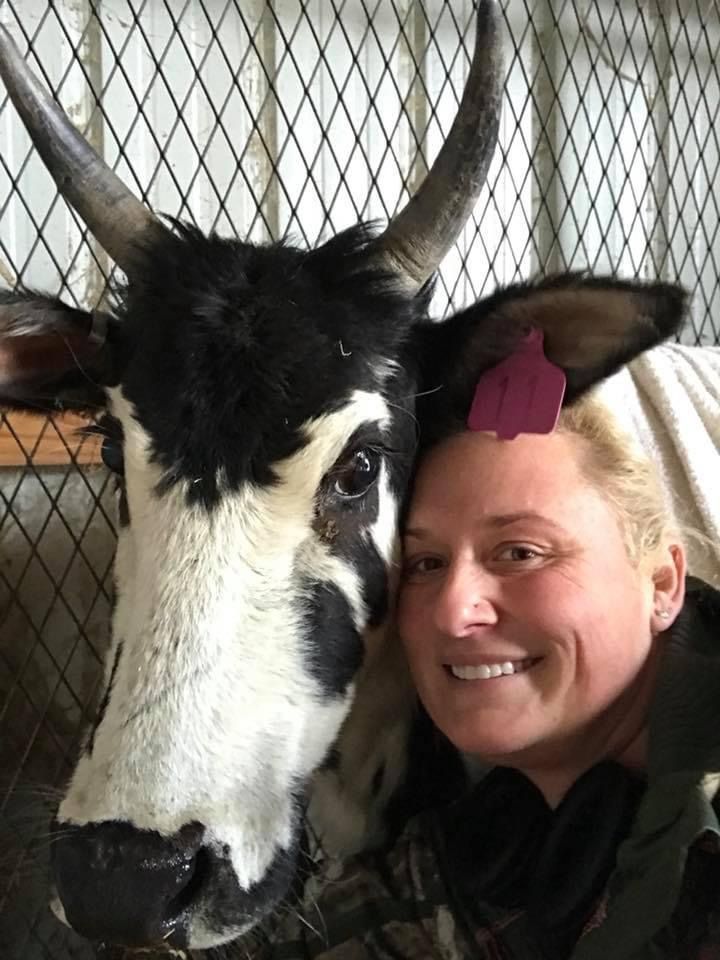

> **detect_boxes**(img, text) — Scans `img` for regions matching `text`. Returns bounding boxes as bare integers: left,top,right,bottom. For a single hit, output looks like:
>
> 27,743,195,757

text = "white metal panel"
0,0,718,338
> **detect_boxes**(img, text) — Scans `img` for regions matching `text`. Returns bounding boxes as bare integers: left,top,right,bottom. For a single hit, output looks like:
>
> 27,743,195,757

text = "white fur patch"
58,388,396,945
307,628,414,857
367,461,399,567
50,896,68,926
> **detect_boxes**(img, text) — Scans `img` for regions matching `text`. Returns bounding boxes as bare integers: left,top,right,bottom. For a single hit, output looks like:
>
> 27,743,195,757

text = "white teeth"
450,660,533,681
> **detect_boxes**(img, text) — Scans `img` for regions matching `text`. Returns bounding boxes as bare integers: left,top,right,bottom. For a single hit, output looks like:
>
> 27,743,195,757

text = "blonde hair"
556,395,680,568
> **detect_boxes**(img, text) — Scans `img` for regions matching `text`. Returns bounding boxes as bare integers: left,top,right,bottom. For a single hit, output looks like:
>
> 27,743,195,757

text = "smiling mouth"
446,658,541,681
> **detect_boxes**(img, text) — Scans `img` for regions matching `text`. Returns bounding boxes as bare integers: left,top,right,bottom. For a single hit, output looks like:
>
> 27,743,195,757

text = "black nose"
52,819,204,947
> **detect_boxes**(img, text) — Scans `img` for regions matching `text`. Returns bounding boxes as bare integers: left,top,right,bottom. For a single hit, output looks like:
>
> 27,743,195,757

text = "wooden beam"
0,413,101,467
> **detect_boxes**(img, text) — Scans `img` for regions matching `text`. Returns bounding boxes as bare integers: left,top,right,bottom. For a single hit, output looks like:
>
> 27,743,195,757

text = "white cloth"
596,343,720,586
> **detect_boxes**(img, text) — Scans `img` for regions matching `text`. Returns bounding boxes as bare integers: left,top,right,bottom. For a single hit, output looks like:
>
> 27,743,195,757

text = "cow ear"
413,274,687,433
0,290,113,413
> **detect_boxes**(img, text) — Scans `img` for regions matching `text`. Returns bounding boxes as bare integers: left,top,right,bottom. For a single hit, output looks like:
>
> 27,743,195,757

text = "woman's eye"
332,448,380,499
403,555,444,578
496,545,541,563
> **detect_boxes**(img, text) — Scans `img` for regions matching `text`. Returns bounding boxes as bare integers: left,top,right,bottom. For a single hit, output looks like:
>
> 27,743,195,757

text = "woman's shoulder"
648,576,720,778
263,816,456,959
684,575,720,624
571,578,720,959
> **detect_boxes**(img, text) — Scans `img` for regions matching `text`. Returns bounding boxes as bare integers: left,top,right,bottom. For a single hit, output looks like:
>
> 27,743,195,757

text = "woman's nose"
432,559,498,637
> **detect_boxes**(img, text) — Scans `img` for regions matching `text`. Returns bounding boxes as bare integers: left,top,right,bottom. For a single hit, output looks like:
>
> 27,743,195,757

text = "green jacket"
260,578,720,959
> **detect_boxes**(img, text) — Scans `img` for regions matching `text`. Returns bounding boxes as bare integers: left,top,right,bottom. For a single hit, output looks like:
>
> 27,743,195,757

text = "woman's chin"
435,716,545,762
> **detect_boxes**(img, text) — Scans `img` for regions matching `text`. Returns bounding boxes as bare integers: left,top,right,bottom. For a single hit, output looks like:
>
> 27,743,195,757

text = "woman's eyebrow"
485,511,560,529
403,527,432,541
404,512,564,540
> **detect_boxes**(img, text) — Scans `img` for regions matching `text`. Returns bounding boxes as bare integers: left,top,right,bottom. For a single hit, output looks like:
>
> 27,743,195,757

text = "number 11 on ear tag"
467,330,567,440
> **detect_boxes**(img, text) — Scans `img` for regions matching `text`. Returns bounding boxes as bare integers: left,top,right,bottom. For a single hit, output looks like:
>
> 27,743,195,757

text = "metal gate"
1,1,719,957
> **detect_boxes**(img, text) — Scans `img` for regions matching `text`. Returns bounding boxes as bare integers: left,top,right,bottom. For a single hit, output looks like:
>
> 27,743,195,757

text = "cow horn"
0,24,166,275
372,0,504,293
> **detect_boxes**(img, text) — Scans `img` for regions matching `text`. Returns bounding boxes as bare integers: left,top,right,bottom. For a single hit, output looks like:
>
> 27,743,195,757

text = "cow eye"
96,416,124,476
332,448,380,499
101,437,124,476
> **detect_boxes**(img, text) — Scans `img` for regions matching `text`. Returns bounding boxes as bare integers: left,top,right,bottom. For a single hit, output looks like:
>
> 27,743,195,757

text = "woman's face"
398,429,670,773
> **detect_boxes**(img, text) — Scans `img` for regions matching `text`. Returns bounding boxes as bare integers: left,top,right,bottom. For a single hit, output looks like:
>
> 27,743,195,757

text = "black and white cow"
0,3,686,953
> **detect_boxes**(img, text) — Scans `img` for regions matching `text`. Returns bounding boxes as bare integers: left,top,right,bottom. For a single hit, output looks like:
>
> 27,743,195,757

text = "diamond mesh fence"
0,1,719,957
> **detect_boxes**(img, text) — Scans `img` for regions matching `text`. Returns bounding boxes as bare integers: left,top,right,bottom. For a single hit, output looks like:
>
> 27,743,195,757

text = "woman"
263,396,720,959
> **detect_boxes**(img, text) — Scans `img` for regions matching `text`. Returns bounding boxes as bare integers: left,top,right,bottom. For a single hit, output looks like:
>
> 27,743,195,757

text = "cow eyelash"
362,441,395,459
78,417,122,442
77,421,113,440
79,416,125,476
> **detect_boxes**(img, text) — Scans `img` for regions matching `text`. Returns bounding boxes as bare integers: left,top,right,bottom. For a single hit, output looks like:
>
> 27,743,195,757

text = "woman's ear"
650,542,687,634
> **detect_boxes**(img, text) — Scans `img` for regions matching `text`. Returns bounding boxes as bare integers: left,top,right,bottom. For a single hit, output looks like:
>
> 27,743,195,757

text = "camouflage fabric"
257,578,720,960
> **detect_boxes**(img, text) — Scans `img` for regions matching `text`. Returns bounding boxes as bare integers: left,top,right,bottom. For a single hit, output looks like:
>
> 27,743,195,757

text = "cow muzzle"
51,820,205,948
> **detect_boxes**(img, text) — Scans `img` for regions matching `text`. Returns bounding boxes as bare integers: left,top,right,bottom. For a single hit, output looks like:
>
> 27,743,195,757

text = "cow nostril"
52,820,205,947
166,844,210,918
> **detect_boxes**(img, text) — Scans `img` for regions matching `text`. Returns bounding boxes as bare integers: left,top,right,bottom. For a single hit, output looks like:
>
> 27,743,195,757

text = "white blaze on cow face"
57,387,397,907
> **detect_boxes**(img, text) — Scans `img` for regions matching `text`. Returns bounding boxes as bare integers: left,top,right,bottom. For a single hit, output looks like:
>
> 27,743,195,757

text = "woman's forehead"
407,429,592,525
417,429,582,488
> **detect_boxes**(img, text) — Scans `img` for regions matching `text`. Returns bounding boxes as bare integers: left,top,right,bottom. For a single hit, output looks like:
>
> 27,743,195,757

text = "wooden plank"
0,413,101,467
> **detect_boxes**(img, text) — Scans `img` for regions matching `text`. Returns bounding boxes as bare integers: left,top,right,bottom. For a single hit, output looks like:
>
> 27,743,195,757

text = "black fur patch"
320,747,341,772
116,223,425,509
371,762,386,798
85,641,123,756
194,835,299,946
360,540,391,629
117,484,130,528
300,581,363,697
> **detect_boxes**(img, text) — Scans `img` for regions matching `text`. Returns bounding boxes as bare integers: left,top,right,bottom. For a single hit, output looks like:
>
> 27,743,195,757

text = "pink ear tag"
467,330,566,440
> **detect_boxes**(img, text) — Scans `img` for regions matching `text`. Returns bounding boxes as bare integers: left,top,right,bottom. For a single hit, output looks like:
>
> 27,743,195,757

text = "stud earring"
656,609,671,620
